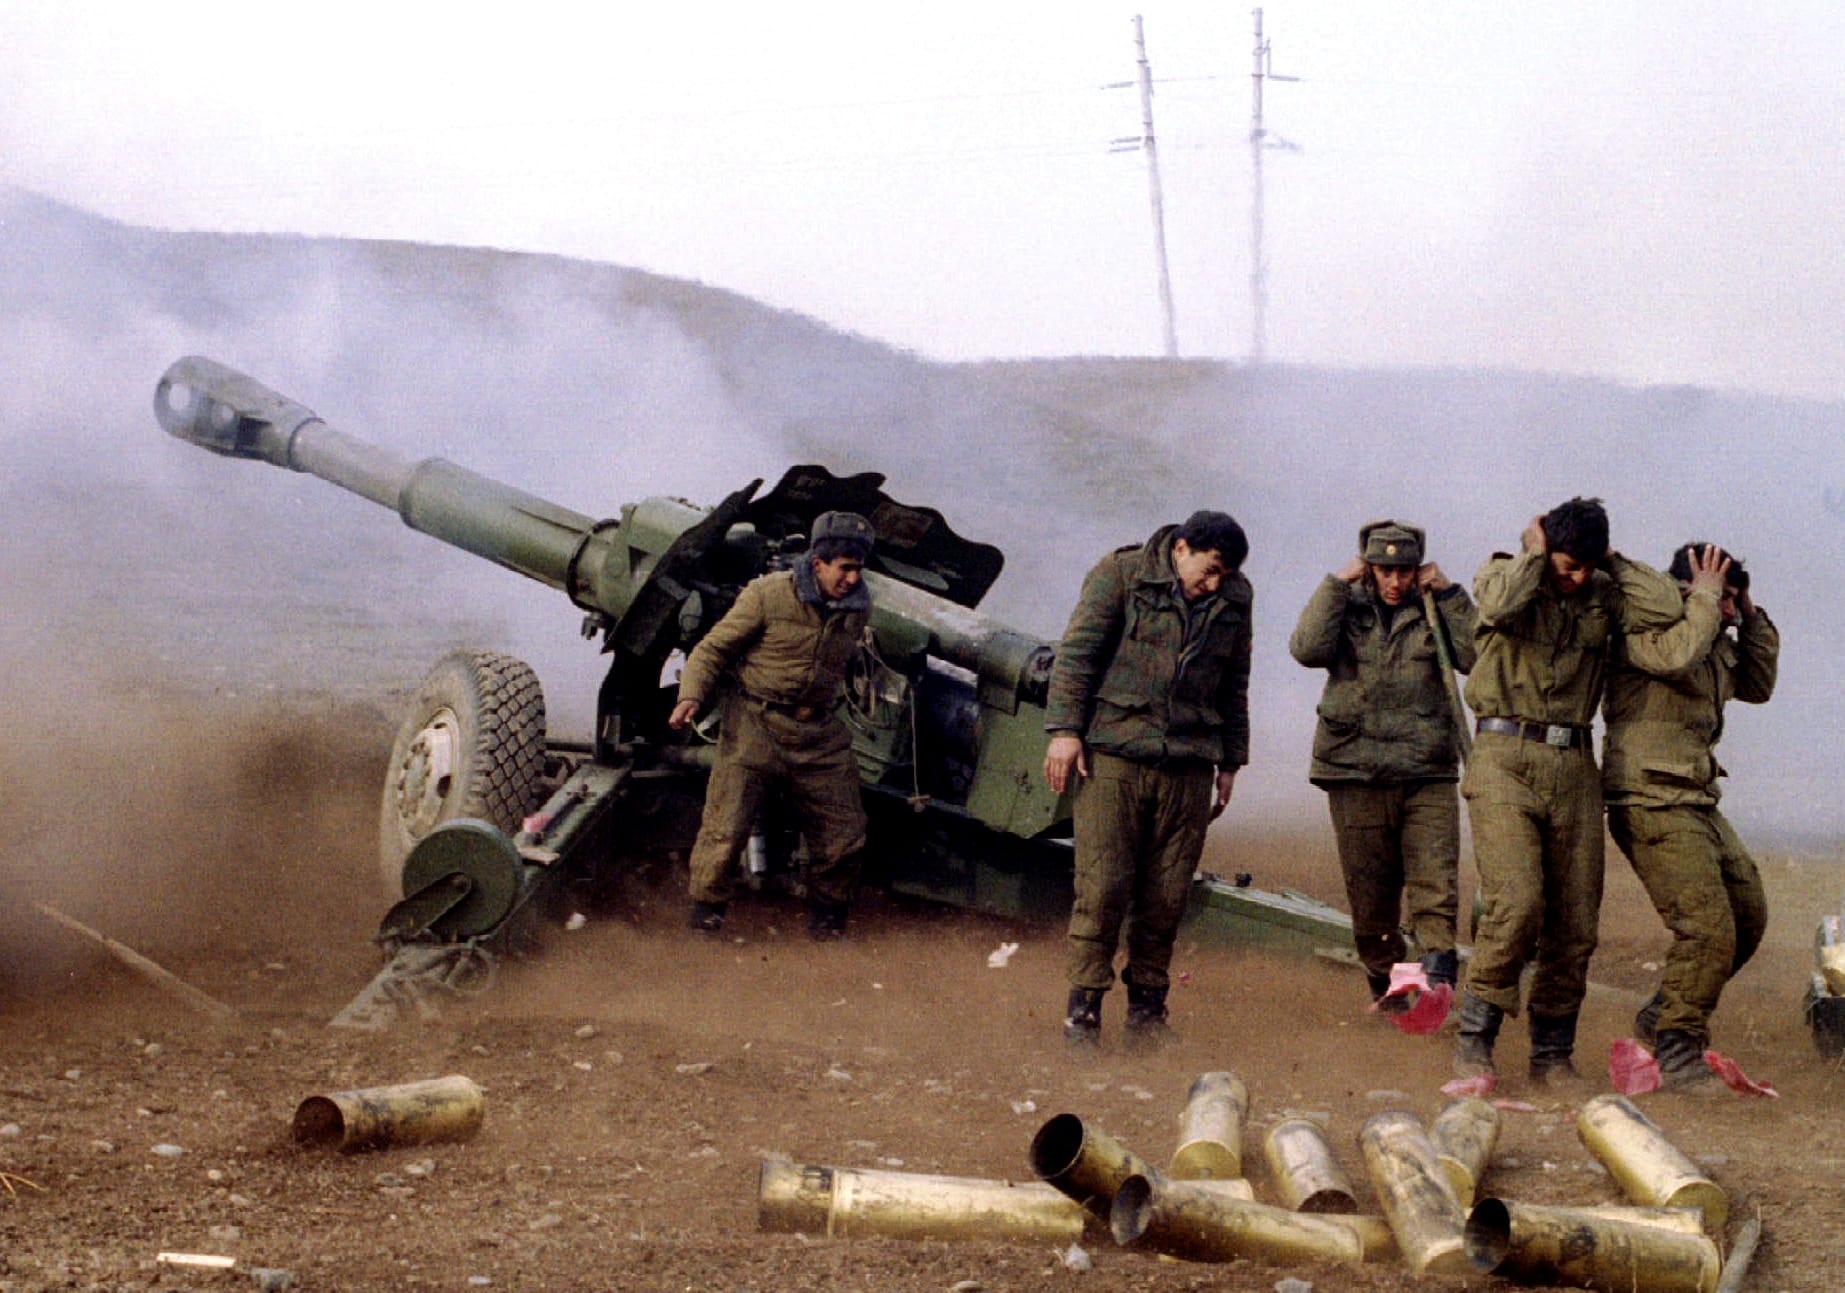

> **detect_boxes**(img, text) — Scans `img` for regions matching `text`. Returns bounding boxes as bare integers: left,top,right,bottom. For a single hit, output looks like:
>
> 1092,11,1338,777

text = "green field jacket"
1289,575,1478,784
678,570,868,714
1044,527,1252,769
1603,605,1779,807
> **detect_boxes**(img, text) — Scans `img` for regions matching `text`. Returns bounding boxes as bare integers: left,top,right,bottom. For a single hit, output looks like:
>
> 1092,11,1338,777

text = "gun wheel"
378,649,547,898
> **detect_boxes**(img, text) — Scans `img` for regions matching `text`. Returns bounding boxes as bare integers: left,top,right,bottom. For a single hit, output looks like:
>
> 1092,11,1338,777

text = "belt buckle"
1543,725,1574,748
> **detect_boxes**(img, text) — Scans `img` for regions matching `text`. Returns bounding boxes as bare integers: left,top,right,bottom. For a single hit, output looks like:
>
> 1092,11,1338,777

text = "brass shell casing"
1263,1117,1358,1213
1466,1198,1721,1292
1110,1174,1365,1267
291,1075,484,1152
1428,1096,1501,1206
1029,1113,1157,1219
1576,1094,1728,1231
1169,1071,1249,1180
756,1160,1084,1243
1358,1110,1471,1276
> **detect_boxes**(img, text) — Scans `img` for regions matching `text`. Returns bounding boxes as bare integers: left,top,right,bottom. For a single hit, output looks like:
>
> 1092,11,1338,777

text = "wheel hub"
392,707,461,835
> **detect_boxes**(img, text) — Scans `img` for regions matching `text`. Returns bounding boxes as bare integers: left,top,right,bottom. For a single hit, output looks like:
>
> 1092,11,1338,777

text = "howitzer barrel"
156,356,624,606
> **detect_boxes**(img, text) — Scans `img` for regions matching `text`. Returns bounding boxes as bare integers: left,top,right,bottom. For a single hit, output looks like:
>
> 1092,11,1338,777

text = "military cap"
1358,519,1425,568
812,510,876,550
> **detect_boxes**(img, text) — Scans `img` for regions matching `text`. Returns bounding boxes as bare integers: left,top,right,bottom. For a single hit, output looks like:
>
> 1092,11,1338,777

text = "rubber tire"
377,649,547,898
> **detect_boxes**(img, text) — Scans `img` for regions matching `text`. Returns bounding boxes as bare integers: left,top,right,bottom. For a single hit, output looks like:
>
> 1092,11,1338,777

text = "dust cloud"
3,183,1843,991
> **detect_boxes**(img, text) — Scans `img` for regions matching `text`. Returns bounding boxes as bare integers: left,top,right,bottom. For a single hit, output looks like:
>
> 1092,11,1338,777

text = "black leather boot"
1528,1011,1588,1089
1655,1029,1721,1093
1453,991,1503,1078
1421,948,1459,989
1633,989,1663,1047
687,900,728,934
807,898,850,941
1064,987,1104,1050
1124,984,1176,1050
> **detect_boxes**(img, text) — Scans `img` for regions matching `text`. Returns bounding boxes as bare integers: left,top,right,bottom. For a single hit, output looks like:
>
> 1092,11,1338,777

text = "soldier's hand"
667,698,701,731
1210,769,1237,820
1418,562,1450,592
1686,544,1732,597
1334,556,1366,583
1044,734,1088,794
1520,516,1548,555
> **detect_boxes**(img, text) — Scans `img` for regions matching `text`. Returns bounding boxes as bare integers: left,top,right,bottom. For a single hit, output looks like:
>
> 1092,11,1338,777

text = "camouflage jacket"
677,569,868,718
1288,575,1479,784
1044,526,1252,769
1463,551,1704,729
1603,603,1779,807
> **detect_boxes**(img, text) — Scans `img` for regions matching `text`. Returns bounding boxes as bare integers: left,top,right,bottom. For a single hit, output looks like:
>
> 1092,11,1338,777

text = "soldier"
1289,520,1478,1009
1456,498,1716,1086
1604,543,1778,1092
1043,510,1252,1050
668,511,876,940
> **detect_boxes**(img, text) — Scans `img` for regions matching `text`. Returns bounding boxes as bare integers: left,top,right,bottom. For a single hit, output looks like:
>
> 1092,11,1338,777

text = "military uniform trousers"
1065,751,1213,993
1324,780,1459,979
1608,804,1766,1038
1461,731,1604,1017
686,694,868,906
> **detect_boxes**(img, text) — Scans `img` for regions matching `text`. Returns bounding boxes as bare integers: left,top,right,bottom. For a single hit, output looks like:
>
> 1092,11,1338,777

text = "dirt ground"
3,651,1843,1293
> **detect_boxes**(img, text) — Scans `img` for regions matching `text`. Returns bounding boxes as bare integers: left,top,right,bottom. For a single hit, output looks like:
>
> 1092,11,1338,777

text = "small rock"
825,1066,852,1082
152,1143,187,1158
602,1050,624,1066
950,1281,985,1293
1059,1242,1092,1271
63,1069,82,1082
0,1124,21,1137
675,1062,713,1076
137,1107,155,1118
467,1278,493,1287
208,1224,243,1242
1010,1100,1038,1115
572,1061,593,1072
405,1159,437,1178
207,1169,226,1183
228,1193,255,1207
877,1156,905,1168
574,1024,598,1039
471,1044,491,1056
375,1172,406,1188
211,1089,230,1101
89,1139,116,1154
563,912,588,931
1274,1278,1314,1293
143,1043,165,1058
250,1269,295,1291
528,1212,563,1230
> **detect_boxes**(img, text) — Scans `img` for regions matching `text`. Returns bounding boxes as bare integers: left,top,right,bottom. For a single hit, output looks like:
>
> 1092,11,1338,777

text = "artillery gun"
155,356,1354,1027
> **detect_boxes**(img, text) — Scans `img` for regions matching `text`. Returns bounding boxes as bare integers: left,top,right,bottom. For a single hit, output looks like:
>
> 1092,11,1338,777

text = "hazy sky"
7,2,1843,399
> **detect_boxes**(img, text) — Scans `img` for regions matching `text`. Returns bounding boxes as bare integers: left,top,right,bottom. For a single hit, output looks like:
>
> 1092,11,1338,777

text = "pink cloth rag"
1705,1049,1779,1098
1609,1037,1661,1095
1373,963,1452,1034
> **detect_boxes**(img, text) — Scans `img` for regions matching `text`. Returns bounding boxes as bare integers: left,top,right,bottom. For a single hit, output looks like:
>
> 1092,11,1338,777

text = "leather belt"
1476,716,1591,749
753,696,823,723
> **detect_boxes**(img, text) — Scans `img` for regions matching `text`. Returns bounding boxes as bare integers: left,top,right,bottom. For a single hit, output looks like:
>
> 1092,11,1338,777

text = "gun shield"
1358,1110,1471,1276
1466,1198,1720,1291
1263,1117,1358,1213
1576,1094,1728,1230
291,1075,484,1152
1169,1071,1248,1180
1110,1174,1364,1266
